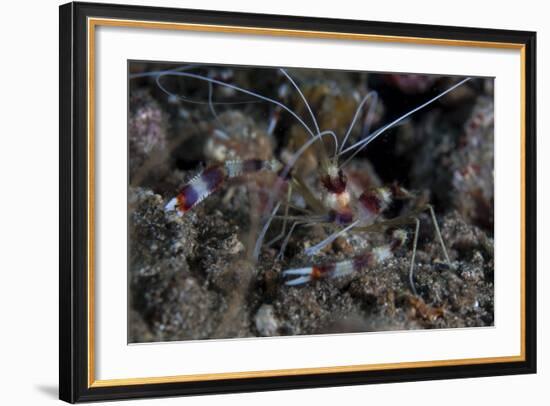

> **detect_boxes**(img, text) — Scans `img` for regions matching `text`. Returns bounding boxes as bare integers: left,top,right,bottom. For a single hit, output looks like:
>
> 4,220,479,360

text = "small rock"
255,304,279,337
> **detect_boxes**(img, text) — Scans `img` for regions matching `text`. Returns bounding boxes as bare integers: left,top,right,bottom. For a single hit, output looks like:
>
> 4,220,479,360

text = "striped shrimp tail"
282,258,360,286
281,268,314,286
165,159,281,216
283,231,407,286
165,165,226,216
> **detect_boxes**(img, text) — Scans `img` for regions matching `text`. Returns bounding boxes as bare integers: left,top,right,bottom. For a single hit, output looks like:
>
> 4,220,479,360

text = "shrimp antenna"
253,202,281,261
131,65,260,106
279,68,321,138
338,77,472,168
339,90,378,154
208,82,217,118
279,68,336,167
129,64,199,79
278,130,338,181
137,69,318,139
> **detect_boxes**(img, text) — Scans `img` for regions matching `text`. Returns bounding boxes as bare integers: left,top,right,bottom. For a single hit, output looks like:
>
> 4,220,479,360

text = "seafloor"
128,64,494,342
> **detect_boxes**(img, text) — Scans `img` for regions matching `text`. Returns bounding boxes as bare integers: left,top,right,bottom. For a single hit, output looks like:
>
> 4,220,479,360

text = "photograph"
56,1,536,402
127,62,495,343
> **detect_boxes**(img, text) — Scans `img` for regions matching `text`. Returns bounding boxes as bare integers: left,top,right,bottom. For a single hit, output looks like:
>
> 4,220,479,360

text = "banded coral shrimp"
130,64,474,300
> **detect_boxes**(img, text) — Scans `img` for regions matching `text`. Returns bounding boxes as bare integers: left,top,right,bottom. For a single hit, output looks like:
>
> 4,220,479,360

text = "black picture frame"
60,1,537,403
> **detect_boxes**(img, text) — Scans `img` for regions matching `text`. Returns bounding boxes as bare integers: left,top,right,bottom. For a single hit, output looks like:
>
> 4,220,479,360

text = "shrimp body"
136,66,467,293
320,161,399,228
322,164,354,225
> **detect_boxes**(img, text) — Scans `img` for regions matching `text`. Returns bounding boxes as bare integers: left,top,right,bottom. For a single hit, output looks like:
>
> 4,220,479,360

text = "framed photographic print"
59,1,537,403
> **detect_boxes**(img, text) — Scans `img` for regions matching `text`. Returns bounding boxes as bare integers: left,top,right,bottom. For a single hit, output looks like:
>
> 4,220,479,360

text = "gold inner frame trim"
87,17,527,388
